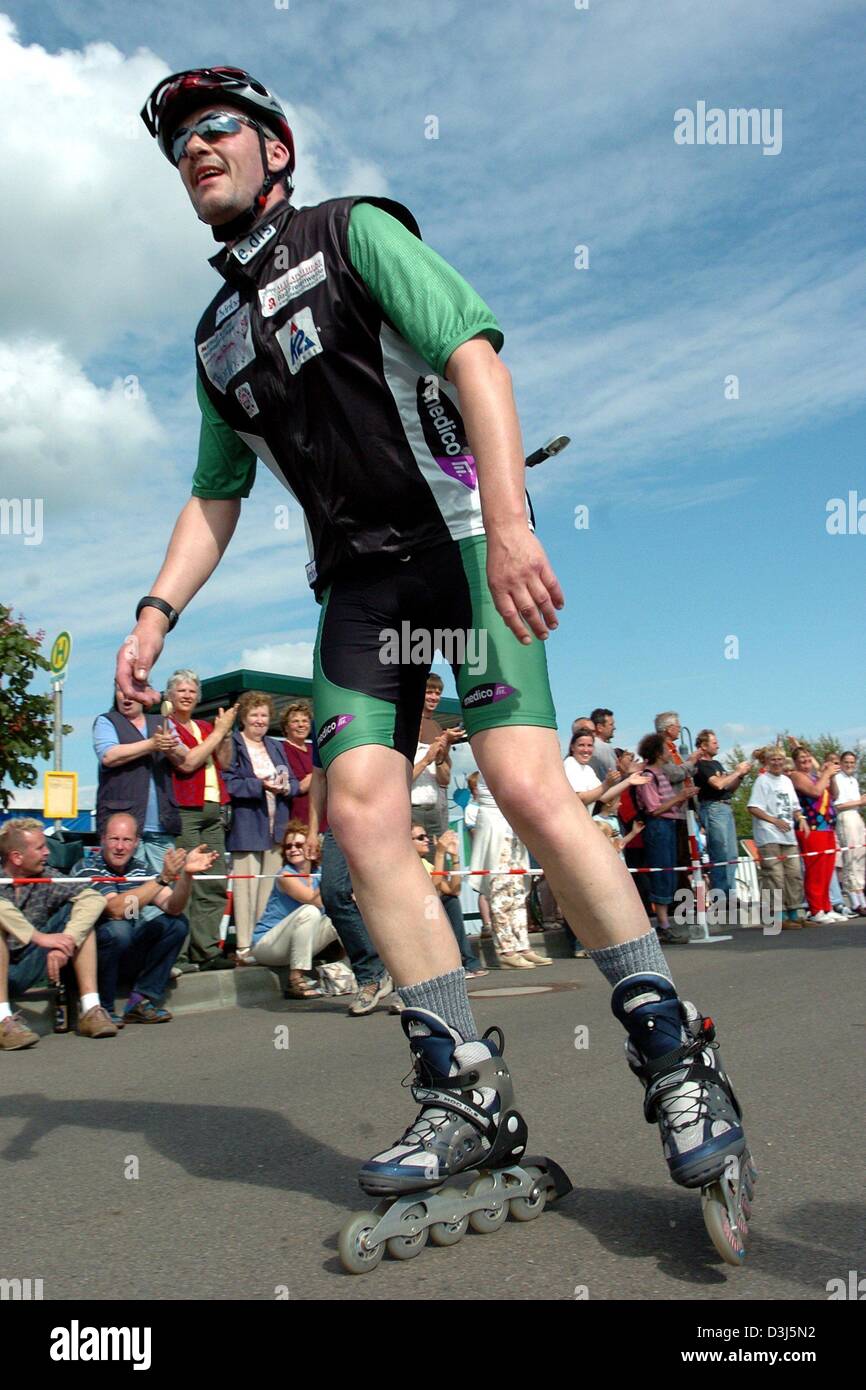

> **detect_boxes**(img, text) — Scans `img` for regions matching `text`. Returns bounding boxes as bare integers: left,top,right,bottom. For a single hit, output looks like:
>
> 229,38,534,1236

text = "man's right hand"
33,930,76,958
776,818,791,832
115,617,167,705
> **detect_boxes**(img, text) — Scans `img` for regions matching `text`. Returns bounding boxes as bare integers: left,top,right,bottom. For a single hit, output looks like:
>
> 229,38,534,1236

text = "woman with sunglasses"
250,819,339,997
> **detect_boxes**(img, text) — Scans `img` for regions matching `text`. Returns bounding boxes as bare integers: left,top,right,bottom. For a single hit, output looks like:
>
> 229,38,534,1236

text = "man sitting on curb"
73,813,217,1025
0,818,114,1048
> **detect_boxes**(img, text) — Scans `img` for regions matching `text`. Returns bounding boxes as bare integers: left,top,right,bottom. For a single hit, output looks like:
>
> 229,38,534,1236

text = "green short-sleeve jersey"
190,202,503,500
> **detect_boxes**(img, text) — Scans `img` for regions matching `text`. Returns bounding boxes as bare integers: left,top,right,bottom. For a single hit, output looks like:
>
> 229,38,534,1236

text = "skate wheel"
467,1175,508,1233
429,1189,470,1246
385,1203,429,1260
702,1183,746,1267
338,1212,385,1275
508,1167,547,1223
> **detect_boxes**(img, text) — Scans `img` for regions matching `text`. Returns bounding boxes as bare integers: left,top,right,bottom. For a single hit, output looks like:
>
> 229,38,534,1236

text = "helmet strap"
210,126,281,244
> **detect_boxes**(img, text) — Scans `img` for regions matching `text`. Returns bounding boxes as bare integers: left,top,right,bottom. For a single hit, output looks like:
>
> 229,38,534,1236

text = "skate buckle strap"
411,1086,494,1132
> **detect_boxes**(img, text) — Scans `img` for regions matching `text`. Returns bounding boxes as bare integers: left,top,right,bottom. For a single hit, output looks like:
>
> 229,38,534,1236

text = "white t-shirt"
748,773,800,846
564,757,602,806
834,772,861,808
411,742,440,806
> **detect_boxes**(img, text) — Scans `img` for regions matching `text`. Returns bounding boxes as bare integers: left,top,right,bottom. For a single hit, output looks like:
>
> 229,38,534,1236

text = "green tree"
724,743,760,840
0,605,65,810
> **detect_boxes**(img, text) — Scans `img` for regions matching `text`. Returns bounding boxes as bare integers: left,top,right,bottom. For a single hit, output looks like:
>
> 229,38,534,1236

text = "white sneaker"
826,911,849,922
808,911,832,923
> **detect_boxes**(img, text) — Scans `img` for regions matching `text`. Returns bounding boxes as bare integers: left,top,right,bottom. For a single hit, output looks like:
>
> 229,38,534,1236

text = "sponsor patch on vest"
215,290,240,326
461,682,517,710
231,222,277,265
305,559,317,585
316,713,355,750
234,382,260,418
415,376,477,489
198,305,256,394
259,252,327,318
276,305,323,376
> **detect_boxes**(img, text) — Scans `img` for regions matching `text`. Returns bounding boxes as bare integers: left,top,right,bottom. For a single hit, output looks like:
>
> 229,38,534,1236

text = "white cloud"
240,641,314,677
0,341,162,507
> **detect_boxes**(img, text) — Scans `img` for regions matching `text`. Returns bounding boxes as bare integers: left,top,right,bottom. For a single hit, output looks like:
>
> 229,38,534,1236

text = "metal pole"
53,681,62,770
53,680,63,837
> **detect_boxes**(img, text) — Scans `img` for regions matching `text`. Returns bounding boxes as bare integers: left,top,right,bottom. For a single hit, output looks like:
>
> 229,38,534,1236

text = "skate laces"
652,1020,719,1135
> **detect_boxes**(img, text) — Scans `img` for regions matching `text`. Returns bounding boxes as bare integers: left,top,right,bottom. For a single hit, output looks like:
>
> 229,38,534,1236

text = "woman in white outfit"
251,819,338,996
833,752,866,913
468,772,550,969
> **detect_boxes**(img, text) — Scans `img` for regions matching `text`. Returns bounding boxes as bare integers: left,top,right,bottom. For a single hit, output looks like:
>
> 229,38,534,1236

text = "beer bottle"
53,972,71,1033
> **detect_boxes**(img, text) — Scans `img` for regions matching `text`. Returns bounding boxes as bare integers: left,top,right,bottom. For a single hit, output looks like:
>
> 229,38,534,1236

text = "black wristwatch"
156,875,172,888
136,596,179,631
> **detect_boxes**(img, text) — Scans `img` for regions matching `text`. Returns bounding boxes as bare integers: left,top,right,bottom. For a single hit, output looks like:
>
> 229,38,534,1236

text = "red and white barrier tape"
0,840,860,886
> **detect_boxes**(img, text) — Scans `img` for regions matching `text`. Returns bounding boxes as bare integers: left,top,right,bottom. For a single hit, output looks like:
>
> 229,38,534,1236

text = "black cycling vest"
195,196,480,597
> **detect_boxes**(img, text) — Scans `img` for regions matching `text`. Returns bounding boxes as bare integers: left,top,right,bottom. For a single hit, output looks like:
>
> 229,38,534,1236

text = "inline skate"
337,1007,572,1274
612,972,756,1266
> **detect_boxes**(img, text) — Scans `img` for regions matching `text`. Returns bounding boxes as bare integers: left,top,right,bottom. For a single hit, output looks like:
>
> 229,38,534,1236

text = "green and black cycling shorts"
312,534,557,770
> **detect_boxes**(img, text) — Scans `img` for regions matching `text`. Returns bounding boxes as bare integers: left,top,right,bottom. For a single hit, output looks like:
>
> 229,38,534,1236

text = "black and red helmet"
141,66,295,174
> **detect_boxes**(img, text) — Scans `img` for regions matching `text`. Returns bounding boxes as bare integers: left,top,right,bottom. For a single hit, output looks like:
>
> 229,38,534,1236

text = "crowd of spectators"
1,681,863,1048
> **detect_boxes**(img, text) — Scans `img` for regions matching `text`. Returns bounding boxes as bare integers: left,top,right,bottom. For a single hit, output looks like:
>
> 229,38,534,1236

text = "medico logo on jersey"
416,376,477,489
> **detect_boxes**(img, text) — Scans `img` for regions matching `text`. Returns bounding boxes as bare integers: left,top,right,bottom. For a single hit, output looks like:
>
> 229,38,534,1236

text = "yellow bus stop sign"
50,631,72,681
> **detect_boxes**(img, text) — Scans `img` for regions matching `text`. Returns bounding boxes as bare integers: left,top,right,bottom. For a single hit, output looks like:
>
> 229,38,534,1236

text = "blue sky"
1,0,864,806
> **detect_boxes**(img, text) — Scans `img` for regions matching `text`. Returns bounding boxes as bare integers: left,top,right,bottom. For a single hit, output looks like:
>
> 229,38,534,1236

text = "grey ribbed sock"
588,927,674,990
398,968,478,1042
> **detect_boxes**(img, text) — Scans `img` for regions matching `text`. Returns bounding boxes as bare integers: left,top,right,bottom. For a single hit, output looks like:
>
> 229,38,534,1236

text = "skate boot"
611,972,757,1266
337,1008,572,1274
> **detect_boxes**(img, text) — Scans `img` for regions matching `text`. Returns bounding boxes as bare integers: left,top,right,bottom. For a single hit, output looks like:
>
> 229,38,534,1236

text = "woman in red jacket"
165,669,237,970
281,700,327,834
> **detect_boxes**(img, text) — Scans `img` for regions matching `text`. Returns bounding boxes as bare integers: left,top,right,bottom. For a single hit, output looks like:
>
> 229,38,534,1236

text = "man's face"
704,734,719,757
7,830,49,876
102,817,138,871
177,104,285,226
665,719,681,742
595,714,615,742
766,754,786,775
424,685,442,713
841,754,857,774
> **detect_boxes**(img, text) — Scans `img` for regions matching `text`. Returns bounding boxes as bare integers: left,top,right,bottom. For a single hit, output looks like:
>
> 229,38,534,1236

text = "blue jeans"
96,912,187,1010
699,801,739,895
140,833,175,876
642,818,678,905
440,893,482,972
7,906,74,997
319,830,385,987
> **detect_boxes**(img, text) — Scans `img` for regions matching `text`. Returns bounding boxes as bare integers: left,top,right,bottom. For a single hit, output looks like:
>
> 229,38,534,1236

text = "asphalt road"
3,924,864,1302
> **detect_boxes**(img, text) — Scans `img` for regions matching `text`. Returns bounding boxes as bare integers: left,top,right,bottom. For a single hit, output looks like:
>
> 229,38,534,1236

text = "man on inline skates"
116,66,753,1269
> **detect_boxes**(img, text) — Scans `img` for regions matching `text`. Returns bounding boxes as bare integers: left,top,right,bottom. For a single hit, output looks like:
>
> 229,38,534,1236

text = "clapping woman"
224,691,298,962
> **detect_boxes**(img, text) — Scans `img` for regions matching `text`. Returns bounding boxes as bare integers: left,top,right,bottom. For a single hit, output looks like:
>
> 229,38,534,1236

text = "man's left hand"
46,948,67,984
486,529,564,645
182,845,219,876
